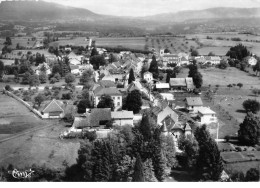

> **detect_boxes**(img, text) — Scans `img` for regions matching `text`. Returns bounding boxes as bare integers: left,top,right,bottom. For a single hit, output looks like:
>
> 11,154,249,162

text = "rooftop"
186,97,203,106
111,111,134,119
197,107,216,115
94,86,122,96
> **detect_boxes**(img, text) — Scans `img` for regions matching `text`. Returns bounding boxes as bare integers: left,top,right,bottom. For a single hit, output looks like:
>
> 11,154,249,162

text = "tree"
217,60,228,69
138,113,155,141
4,37,12,46
90,48,99,57
132,154,144,182
65,73,75,84
245,168,259,182
194,125,223,181
123,90,142,114
81,89,90,100
97,94,115,111
29,74,40,87
208,52,215,56
39,72,47,84
80,69,93,85
253,57,260,76
34,94,45,107
51,64,62,76
128,68,135,84
226,44,251,61
164,48,170,54
115,155,136,182
90,55,106,70
242,99,260,114
191,49,199,56
152,141,167,181
166,69,176,83
237,83,243,89
178,134,199,169
238,112,260,146
21,71,31,84
77,99,92,113
108,53,117,63
0,60,4,80
149,55,159,79
143,159,157,182
193,72,203,88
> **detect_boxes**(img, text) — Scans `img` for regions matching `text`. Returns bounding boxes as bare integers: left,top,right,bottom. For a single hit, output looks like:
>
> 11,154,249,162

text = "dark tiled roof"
186,97,203,106
94,86,122,96
170,78,186,87
99,80,116,88
90,108,111,127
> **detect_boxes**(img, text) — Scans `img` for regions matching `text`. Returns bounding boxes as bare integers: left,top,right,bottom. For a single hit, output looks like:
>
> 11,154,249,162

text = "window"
112,97,115,100
117,97,120,100
117,102,120,106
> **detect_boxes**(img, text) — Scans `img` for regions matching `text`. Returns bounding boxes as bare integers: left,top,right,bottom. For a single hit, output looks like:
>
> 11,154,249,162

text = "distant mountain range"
0,1,260,23
141,7,260,23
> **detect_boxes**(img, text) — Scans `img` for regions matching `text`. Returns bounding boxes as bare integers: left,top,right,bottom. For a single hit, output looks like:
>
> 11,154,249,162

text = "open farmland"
178,67,260,138
0,123,80,169
0,93,50,137
146,36,199,54
50,37,89,47
95,37,146,50
0,37,36,49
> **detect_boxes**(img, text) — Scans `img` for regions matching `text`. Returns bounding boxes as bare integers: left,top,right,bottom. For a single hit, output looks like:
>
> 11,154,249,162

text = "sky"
4,0,260,17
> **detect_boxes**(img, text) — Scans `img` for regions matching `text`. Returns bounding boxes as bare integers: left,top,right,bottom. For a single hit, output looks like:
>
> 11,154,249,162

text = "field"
0,123,80,169
95,37,146,50
0,93,49,137
0,93,80,169
0,37,36,49
177,67,260,138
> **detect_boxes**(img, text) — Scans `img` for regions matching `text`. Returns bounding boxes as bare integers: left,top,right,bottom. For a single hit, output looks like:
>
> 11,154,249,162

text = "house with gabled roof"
170,77,195,91
42,99,65,119
90,86,123,110
151,105,178,126
197,107,218,125
111,111,134,126
185,97,203,115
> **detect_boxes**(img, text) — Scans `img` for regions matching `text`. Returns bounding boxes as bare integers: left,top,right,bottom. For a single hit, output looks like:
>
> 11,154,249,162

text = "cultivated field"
0,37,36,49
178,67,260,138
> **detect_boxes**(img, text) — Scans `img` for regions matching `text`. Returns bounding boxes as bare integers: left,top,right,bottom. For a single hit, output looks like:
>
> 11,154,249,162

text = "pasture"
0,93,49,136
0,122,80,169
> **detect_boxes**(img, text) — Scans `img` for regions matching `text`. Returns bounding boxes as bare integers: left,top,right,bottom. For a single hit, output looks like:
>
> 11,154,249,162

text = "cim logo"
8,169,35,179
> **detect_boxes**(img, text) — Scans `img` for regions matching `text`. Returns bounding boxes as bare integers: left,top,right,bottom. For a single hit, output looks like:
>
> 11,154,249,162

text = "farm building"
170,77,195,91
42,99,65,119
111,111,134,126
143,71,153,83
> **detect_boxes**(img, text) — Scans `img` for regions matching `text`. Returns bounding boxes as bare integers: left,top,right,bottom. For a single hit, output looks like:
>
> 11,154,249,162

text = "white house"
245,56,257,66
111,111,134,126
197,107,218,125
185,97,203,115
205,56,221,65
70,58,81,65
35,63,51,75
143,71,153,83
90,86,123,110
42,99,65,119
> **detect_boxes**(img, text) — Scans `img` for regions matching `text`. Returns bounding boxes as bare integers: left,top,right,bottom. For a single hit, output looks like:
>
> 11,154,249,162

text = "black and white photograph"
0,0,260,183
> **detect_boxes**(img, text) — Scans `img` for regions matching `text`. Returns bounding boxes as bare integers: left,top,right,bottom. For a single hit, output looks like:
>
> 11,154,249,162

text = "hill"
0,0,102,21
141,7,260,23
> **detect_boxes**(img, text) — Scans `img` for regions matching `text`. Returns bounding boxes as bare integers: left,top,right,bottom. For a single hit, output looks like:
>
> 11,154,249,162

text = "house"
185,97,203,115
178,52,189,60
99,80,116,88
205,56,221,65
170,77,195,91
197,107,218,125
91,86,123,109
35,62,51,75
127,82,142,93
151,105,178,126
111,111,134,126
169,78,187,90
70,65,80,75
163,54,181,66
155,83,170,92
89,108,111,128
180,57,189,65
143,71,153,83
42,99,65,119
69,58,81,65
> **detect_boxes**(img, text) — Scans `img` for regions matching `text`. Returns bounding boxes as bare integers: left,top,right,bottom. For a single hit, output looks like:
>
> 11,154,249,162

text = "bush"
5,85,13,91
242,99,260,114
82,130,97,141
50,77,57,84
62,92,73,100
245,168,259,181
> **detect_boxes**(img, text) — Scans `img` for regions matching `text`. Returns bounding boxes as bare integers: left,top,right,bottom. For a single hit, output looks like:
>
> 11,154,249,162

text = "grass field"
0,37,36,49
0,93,49,135
0,123,80,169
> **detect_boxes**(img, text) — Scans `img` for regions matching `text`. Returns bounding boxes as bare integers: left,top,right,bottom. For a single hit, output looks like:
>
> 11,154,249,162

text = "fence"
3,88,43,119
